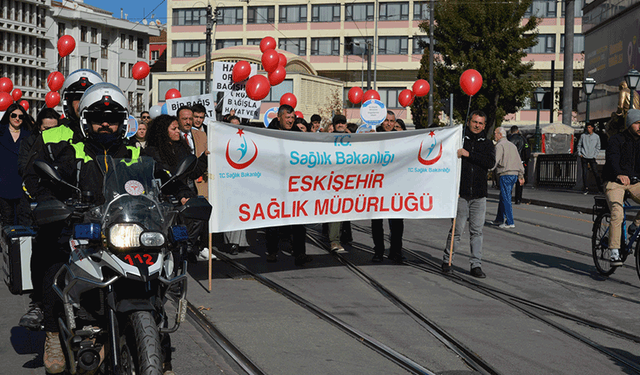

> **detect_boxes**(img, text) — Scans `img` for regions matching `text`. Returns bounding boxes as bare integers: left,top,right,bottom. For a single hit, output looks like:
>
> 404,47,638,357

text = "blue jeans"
444,197,486,268
495,175,518,225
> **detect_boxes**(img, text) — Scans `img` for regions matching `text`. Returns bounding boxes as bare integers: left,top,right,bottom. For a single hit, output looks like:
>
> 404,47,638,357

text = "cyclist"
602,109,640,266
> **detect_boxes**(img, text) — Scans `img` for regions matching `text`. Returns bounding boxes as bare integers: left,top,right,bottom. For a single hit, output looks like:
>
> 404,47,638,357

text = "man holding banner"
442,110,495,278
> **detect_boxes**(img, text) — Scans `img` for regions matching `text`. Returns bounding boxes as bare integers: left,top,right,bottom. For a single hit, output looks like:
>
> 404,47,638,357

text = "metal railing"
536,153,577,188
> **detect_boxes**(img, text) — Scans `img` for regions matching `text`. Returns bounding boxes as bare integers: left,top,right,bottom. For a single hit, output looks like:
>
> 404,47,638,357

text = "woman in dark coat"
0,103,34,225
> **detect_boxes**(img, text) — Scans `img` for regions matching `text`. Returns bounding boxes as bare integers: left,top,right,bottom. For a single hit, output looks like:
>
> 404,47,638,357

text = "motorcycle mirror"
33,160,81,193
161,154,197,189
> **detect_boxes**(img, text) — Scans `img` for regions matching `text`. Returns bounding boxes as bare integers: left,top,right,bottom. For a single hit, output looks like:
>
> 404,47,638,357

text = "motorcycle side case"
33,199,72,225
178,196,212,221
1,225,36,295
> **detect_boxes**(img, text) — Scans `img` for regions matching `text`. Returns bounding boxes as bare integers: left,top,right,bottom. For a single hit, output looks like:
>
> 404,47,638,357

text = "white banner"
166,93,216,118
214,61,261,120
208,123,463,232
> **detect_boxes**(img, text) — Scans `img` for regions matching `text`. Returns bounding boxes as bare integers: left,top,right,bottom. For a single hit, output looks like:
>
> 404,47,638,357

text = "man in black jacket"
602,109,640,266
442,110,495,278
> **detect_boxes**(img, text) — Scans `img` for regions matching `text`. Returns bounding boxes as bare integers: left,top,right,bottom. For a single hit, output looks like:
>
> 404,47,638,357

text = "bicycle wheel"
592,213,617,276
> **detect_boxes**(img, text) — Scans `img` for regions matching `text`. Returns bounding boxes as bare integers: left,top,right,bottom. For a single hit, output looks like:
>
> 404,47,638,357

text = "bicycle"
592,195,640,278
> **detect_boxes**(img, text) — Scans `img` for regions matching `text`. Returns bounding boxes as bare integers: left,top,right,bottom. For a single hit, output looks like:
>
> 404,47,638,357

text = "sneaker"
372,254,384,263
489,220,503,226
19,303,43,331
44,332,65,374
230,244,239,255
330,242,345,253
583,191,589,195
441,263,453,275
266,253,278,262
610,249,623,267
294,254,313,266
197,248,216,261
498,223,515,229
470,267,486,278
388,253,406,263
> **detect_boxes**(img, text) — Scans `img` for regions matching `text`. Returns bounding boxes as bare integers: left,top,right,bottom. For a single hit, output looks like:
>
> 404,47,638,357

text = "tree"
411,0,540,130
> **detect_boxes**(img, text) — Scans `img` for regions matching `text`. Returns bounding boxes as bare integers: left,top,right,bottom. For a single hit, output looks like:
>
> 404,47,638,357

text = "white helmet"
61,69,104,122
78,82,129,139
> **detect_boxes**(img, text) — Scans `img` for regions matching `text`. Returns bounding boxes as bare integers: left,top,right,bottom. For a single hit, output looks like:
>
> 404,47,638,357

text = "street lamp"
625,69,640,109
534,87,546,153
583,77,596,126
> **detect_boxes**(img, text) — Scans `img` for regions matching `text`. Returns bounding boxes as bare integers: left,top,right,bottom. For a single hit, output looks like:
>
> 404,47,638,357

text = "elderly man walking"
492,127,525,229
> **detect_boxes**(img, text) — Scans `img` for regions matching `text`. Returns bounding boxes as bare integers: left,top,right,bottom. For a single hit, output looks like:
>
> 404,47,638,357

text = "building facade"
164,0,585,126
50,0,160,116
0,0,52,116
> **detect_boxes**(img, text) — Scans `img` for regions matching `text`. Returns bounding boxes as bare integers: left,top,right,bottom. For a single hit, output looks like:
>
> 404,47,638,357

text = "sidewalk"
487,182,596,214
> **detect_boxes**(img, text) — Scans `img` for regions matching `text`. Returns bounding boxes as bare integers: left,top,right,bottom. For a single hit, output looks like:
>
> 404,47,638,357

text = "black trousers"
371,218,404,257
266,224,306,258
581,157,603,192
38,222,72,331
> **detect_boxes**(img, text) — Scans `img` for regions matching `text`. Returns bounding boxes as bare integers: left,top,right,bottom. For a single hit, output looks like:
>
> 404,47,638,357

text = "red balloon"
413,79,430,97
19,99,29,111
268,66,286,86
0,92,12,111
398,89,415,107
460,69,483,96
0,77,13,93
363,90,380,101
279,93,297,108
232,61,251,83
245,75,271,101
295,111,304,119
57,35,76,57
47,71,64,91
261,50,280,73
45,91,61,108
278,53,287,67
11,88,22,102
165,88,181,100
260,37,276,53
132,61,150,80
348,87,364,104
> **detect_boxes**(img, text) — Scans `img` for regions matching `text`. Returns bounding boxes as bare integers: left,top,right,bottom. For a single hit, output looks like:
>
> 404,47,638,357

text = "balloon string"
465,95,473,125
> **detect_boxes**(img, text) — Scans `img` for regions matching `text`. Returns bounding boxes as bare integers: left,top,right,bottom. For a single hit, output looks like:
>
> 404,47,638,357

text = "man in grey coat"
577,123,603,194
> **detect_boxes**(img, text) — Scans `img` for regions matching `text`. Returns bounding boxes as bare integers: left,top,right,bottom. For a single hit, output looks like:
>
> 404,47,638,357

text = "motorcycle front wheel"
119,311,163,375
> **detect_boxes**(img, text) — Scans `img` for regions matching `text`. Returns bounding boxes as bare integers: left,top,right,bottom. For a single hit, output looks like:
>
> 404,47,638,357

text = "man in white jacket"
492,127,524,228
577,123,603,194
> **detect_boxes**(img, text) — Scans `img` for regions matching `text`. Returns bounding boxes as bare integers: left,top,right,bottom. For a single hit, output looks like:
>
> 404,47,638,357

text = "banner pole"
448,217,456,266
208,232,212,291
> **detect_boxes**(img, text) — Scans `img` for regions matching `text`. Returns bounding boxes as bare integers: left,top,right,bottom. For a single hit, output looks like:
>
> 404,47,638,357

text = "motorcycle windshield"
99,156,167,233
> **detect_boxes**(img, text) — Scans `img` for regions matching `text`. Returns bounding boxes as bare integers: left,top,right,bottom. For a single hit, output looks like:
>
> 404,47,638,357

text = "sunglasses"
85,112,126,125
10,113,25,120
142,116,150,119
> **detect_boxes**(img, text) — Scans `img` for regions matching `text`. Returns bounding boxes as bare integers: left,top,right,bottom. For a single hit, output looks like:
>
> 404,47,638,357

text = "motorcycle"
33,155,211,375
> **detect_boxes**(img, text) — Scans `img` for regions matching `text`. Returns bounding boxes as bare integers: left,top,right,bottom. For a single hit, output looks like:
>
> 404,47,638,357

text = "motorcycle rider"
40,83,187,374
19,70,103,342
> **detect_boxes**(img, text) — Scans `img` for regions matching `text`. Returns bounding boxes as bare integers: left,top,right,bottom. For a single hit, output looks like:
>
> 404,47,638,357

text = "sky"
83,0,168,24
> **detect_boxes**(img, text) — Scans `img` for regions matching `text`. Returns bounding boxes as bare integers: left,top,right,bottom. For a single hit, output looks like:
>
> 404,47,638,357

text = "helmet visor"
84,110,127,125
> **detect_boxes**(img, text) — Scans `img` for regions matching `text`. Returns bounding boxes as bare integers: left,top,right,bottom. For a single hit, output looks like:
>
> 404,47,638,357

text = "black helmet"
61,69,103,122
78,83,129,139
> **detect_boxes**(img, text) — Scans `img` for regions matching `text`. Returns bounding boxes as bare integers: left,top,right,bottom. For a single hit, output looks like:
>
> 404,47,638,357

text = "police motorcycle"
33,153,211,375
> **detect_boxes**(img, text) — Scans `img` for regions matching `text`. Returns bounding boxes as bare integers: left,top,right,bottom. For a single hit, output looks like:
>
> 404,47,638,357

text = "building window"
263,79,294,102
121,34,125,48
101,39,108,58
91,28,98,44
279,38,306,56
151,50,159,60
120,62,126,77
128,92,134,109
378,36,408,55
137,38,144,58
158,80,208,99
129,35,134,50
345,37,373,55
525,88,553,110
101,69,108,81
219,7,243,25
379,87,404,108
526,0,556,18
527,34,555,54
81,56,88,69
311,38,339,55
90,57,97,71
81,26,88,42
379,2,409,21
215,39,242,49
173,8,207,25
58,23,66,38
279,5,307,23
246,39,261,46
312,4,340,22
128,63,134,78
562,0,584,17
136,93,143,112
247,6,274,24
413,2,430,20
560,33,585,53
173,40,207,57
412,36,429,54
345,3,374,22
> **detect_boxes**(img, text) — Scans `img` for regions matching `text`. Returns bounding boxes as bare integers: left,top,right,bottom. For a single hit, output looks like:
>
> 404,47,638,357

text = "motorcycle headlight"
108,224,144,248
140,232,165,247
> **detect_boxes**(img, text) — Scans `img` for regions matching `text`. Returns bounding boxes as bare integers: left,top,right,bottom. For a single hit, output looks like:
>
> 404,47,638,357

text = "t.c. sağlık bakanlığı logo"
417,131,443,165
225,128,258,169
